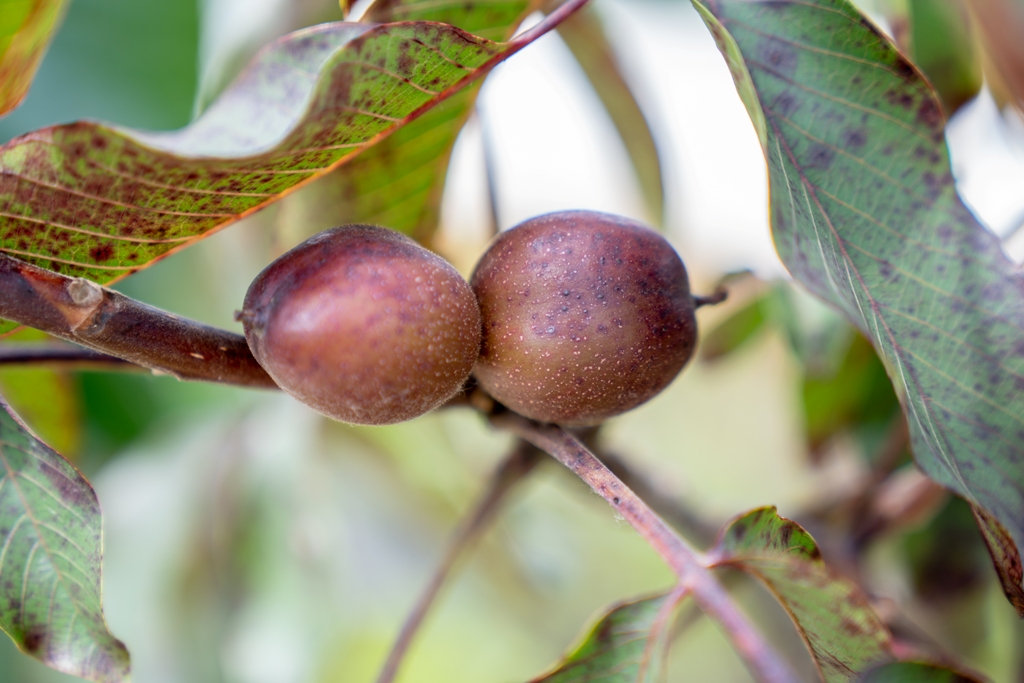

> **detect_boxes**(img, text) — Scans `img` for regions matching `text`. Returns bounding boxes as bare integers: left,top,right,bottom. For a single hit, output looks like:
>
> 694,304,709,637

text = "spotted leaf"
693,0,1024,615
707,507,893,682
0,396,127,681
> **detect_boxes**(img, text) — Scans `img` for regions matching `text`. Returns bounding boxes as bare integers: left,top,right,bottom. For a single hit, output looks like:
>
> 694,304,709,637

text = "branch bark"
491,412,799,683
0,254,276,388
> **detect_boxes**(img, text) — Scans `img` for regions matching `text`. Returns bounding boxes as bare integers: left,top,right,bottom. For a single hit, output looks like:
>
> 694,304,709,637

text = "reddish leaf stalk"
0,254,276,388
492,413,799,683
376,441,543,683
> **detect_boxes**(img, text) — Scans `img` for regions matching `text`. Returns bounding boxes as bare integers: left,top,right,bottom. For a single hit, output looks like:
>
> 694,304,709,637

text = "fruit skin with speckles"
241,225,481,425
470,211,697,425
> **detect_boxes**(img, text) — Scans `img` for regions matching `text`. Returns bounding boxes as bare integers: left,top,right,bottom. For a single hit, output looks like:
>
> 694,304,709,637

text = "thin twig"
0,343,142,371
693,288,729,308
376,441,544,683
0,254,276,388
491,412,799,683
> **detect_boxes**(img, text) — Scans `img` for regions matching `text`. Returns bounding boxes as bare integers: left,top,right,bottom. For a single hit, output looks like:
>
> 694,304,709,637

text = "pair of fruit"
240,211,698,426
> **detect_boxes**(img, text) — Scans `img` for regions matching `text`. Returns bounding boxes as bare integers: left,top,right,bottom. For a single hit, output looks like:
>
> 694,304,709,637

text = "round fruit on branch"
470,211,698,426
240,226,481,425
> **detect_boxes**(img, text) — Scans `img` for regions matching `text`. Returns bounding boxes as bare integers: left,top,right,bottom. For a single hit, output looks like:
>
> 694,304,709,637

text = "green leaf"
278,0,534,243
0,0,67,118
279,82,482,242
907,0,981,115
802,333,900,452
0,16,553,285
364,0,534,41
707,507,893,682
555,4,665,225
859,662,984,683
693,0,1024,614
699,292,768,362
0,396,128,681
529,591,684,683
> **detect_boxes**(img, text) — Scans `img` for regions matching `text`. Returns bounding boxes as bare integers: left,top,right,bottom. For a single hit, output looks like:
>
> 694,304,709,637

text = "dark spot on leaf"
807,144,834,170
779,523,793,547
884,89,915,110
89,244,114,262
916,98,944,134
842,127,867,149
893,56,915,81
22,626,46,653
762,44,797,75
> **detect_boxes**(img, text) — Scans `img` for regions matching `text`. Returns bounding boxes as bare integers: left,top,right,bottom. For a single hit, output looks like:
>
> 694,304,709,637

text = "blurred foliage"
531,591,681,683
907,0,982,116
0,0,68,118
0,0,198,138
702,278,902,462
904,497,992,602
859,662,983,682
0,328,81,457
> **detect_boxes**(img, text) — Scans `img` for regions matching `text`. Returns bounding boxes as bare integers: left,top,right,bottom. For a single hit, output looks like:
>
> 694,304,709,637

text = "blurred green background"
1,0,1023,682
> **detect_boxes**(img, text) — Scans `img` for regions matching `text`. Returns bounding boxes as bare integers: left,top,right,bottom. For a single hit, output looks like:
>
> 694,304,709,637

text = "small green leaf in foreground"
0,0,68,117
693,0,1024,614
0,396,128,681
528,590,685,683
707,507,893,683
859,662,984,683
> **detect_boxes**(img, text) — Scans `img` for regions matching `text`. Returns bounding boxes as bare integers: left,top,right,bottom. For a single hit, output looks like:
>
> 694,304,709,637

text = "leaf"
0,328,81,459
969,504,1024,613
0,0,68,118
555,4,665,225
279,0,535,243
0,15,556,285
858,662,984,683
802,333,900,453
904,497,990,601
0,395,128,681
278,82,483,242
707,507,893,682
529,590,685,683
907,0,981,115
693,0,1024,614
699,292,768,362
364,0,533,41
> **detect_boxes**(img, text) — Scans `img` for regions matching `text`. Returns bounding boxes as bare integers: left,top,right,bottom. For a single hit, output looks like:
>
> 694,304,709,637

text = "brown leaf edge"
970,504,1024,616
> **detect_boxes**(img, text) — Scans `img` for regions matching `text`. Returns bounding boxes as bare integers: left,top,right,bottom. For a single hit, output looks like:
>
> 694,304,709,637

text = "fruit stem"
693,287,729,308
491,412,800,683
375,441,544,683
0,254,277,388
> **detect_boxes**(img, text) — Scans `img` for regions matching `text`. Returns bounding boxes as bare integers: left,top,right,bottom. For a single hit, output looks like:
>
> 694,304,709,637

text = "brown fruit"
470,211,697,425
241,225,481,425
